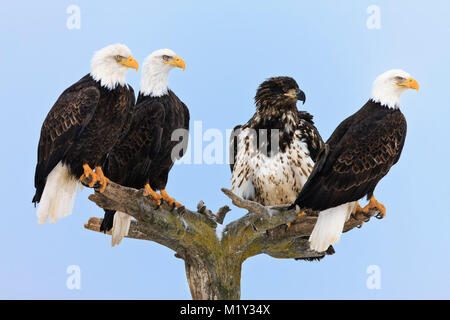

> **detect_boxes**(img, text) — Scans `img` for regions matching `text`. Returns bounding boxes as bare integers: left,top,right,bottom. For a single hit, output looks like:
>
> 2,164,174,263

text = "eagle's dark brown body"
105,90,189,189
33,74,135,204
293,99,407,211
101,90,189,230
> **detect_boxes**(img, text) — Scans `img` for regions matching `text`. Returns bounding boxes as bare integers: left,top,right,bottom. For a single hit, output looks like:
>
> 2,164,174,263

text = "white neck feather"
140,68,170,97
371,87,403,109
370,70,410,109
139,53,176,97
90,65,127,90
90,44,131,90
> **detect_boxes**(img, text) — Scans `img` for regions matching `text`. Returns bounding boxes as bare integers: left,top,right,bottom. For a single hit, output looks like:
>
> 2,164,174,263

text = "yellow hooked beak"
119,56,139,71
165,56,186,71
399,77,419,91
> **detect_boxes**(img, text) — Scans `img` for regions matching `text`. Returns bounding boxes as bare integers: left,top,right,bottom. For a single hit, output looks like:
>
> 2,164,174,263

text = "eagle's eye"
162,55,171,61
394,76,406,82
114,55,124,62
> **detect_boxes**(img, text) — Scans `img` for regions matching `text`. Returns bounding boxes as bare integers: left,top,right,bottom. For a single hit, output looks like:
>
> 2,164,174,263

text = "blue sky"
0,0,449,299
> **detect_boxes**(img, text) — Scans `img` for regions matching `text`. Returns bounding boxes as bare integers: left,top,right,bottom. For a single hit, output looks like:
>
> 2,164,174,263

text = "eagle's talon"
143,184,162,206
93,166,109,193
362,212,372,219
351,202,369,223
362,196,386,219
160,189,183,208
297,211,306,219
375,212,385,219
80,164,99,188
97,182,108,193
80,178,95,188
92,181,101,189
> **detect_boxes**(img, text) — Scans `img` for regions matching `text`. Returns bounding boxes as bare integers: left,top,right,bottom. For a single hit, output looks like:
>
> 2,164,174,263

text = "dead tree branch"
84,181,381,300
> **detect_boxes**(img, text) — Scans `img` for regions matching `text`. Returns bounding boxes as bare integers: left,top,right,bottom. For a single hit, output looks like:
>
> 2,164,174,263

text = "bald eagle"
33,44,138,224
100,49,189,246
230,77,323,206
292,69,419,252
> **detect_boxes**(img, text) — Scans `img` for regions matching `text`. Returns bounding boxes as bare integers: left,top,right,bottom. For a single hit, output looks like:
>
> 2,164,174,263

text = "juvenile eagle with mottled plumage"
230,77,323,206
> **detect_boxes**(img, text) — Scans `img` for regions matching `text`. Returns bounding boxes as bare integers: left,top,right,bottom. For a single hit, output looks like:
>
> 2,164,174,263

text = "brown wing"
229,124,242,172
114,85,136,142
293,106,407,211
33,80,100,203
297,111,324,162
104,100,166,188
175,100,190,161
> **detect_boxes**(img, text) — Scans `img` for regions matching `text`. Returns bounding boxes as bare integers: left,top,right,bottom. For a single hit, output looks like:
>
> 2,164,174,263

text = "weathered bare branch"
84,182,381,300
220,188,381,260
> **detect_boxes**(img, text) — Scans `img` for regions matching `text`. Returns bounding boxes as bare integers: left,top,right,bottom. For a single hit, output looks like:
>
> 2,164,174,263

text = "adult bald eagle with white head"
292,69,419,252
100,49,189,246
33,44,138,225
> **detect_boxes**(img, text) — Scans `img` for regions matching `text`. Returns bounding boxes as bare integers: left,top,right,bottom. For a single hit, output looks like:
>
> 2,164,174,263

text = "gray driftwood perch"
84,181,381,300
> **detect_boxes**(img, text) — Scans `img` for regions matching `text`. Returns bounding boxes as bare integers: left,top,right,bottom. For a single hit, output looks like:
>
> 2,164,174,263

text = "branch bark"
84,181,381,300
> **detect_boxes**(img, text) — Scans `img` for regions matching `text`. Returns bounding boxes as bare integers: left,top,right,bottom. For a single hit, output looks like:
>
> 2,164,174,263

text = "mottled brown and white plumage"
292,69,419,252
230,77,323,206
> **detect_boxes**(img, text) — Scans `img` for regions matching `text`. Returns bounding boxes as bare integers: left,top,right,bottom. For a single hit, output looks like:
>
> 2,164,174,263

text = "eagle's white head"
139,48,186,97
371,69,419,109
90,44,138,90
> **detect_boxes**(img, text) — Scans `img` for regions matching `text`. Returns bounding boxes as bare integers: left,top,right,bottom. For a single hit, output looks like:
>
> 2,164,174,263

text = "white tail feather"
309,202,357,252
111,211,131,247
37,162,81,225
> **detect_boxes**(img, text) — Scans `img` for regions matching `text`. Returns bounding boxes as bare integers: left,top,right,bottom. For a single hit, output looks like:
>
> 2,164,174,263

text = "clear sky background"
0,1,449,299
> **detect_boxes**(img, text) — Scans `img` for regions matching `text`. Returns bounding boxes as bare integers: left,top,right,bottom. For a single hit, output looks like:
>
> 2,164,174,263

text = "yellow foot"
297,211,306,219
350,202,368,225
80,164,98,187
160,189,182,207
144,184,162,206
362,196,386,219
354,203,363,212
94,166,109,193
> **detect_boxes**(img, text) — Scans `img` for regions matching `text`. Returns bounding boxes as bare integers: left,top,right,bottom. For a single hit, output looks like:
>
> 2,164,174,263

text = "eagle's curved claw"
285,222,292,231
80,164,98,188
375,212,386,219
351,203,371,224
94,166,109,193
143,184,162,206
160,189,182,208
362,196,386,219
362,211,372,219
168,202,177,211
297,211,307,219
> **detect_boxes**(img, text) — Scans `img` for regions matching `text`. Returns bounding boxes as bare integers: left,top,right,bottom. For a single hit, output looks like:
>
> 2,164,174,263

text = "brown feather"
293,99,407,211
